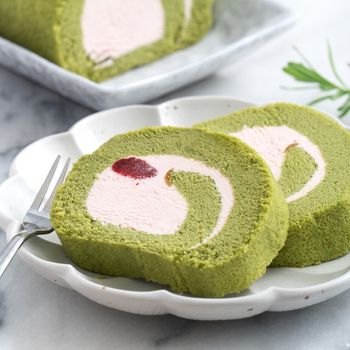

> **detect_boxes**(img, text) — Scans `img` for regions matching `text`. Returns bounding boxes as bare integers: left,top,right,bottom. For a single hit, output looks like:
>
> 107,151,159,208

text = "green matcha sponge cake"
51,127,288,297
0,0,214,82
197,102,350,267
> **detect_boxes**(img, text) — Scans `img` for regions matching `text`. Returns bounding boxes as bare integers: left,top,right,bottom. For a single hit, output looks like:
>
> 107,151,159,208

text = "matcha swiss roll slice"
0,0,214,82
197,102,350,267
51,127,288,297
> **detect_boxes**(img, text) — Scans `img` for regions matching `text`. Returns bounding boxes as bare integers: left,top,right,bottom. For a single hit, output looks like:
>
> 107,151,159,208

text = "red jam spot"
112,157,158,179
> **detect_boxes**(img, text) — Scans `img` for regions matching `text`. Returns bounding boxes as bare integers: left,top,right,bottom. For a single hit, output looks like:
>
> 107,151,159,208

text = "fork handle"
0,230,37,278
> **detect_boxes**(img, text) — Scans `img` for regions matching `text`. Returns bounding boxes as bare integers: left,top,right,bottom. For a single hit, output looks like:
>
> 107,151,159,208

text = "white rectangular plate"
0,0,294,110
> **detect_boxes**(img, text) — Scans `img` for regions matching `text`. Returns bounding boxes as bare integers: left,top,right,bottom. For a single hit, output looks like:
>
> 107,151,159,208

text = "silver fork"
0,155,70,278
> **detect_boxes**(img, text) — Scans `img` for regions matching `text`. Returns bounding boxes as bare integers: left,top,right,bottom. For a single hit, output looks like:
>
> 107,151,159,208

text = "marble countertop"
1,0,350,349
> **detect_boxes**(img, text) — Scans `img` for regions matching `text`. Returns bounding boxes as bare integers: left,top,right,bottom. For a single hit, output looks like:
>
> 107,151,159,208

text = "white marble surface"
1,0,350,348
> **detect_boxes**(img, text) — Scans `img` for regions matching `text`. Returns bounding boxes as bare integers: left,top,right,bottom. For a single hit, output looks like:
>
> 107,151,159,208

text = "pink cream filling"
81,0,165,66
232,125,326,202
86,155,234,247
184,0,193,23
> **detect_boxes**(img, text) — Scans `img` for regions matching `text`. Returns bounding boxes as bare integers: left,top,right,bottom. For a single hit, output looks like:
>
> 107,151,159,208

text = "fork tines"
29,155,71,214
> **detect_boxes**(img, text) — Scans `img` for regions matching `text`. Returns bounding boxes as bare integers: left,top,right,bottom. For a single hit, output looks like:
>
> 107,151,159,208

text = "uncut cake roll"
0,0,214,82
197,102,350,267
51,127,288,297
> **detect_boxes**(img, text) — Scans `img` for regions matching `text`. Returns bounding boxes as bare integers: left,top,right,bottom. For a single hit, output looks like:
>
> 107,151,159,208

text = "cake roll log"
51,127,288,297
0,0,214,82
179,0,215,46
197,103,350,267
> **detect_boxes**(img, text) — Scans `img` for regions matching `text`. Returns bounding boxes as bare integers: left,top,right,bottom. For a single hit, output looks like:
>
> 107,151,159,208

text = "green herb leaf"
327,41,347,88
283,45,350,118
283,63,338,91
338,96,350,118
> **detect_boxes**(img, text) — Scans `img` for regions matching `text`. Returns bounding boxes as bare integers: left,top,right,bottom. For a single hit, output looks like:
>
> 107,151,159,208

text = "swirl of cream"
81,0,193,68
81,0,165,67
232,126,326,202
86,155,234,248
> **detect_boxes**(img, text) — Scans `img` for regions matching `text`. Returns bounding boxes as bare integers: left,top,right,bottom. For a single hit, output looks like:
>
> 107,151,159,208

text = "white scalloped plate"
1,96,350,321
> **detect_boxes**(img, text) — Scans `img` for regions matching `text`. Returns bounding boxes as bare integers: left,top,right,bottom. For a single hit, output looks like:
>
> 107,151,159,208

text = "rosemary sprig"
283,43,350,118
